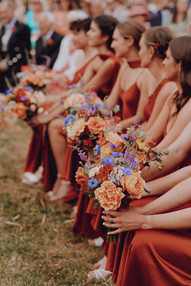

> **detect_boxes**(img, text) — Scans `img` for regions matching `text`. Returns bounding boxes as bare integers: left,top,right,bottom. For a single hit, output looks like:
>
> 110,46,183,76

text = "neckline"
128,60,141,68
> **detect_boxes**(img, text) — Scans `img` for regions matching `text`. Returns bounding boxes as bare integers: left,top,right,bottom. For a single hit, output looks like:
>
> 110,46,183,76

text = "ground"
0,122,114,286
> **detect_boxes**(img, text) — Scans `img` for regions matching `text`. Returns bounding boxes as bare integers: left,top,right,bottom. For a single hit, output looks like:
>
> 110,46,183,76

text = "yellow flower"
136,137,149,152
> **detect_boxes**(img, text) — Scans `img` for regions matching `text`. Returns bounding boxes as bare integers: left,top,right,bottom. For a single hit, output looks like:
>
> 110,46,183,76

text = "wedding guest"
0,1,31,93
105,0,129,23
167,0,189,36
53,0,77,36
128,5,151,28
25,0,45,49
35,11,63,68
90,0,105,18
150,0,174,26
79,0,91,16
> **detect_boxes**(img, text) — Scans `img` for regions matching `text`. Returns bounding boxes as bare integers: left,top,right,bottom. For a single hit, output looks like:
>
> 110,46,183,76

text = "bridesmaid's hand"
102,207,148,234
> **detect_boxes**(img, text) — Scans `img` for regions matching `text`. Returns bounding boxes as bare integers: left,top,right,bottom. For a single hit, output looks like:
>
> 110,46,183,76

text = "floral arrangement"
18,65,52,92
75,123,168,242
6,84,46,121
61,92,121,155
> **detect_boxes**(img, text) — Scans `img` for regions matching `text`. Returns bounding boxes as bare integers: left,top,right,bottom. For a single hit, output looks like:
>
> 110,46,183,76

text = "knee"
48,119,62,134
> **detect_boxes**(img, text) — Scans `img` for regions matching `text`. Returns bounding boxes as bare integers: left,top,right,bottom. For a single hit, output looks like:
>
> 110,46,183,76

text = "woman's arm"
83,58,117,92
102,177,191,234
106,63,126,109
143,166,191,197
142,121,191,181
156,98,191,150
144,82,177,131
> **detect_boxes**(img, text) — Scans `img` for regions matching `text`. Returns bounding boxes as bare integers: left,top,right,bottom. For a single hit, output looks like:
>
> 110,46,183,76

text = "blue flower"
121,134,128,140
69,84,78,89
112,151,123,157
79,104,87,109
59,99,63,104
94,144,100,155
104,110,110,116
63,115,70,126
6,89,12,95
25,86,33,91
112,178,119,184
21,95,27,101
123,168,133,175
88,178,99,188
69,115,77,122
0,107,5,112
102,155,115,165
93,103,102,109
155,156,162,162
108,143,118,149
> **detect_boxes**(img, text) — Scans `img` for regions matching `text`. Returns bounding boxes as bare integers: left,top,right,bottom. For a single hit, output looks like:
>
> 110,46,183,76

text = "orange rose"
107,132,124,145
12,102,27,120
75,167,88,190
95,181,125,210
97,165,113,183
69,93,86,107
122,172,144,199
100,143,113,158
87,116,106,135
68,118,86,139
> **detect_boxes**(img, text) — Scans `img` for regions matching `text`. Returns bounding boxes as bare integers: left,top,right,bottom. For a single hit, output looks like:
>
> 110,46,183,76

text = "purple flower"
112,151,123,157
25,86,33,91
102,155,115,165
130,133,137,141
108,143,118,149
123,168,133,175
77,148,87,161
121,134,128,140
69,84,78,89
0,107,5,112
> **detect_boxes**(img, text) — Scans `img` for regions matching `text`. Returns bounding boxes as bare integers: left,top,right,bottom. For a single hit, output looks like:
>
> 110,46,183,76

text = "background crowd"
1,0,191,285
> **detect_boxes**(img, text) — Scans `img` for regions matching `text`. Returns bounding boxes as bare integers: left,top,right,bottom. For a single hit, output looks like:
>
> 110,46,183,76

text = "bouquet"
6,84,46,121
75,123,168,242
62,92,121,159
18,65,52,92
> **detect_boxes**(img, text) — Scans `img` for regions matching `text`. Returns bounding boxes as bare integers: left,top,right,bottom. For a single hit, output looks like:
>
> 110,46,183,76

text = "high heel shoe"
22,166,43,184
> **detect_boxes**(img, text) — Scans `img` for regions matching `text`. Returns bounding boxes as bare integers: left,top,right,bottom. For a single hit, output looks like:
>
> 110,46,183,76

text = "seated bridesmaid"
22,17,97,185
102,170,191,286
32,15,120,194
112,26,177,131
102,35,191,282
73,20,154,242
88,35,191,280
142,36,191,181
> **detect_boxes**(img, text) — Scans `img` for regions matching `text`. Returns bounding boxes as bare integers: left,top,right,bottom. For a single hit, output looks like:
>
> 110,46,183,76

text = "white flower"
89,166,100,178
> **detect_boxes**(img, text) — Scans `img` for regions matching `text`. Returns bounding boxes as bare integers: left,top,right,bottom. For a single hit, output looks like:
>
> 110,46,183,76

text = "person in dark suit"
0,1,31,92
35,12,63,69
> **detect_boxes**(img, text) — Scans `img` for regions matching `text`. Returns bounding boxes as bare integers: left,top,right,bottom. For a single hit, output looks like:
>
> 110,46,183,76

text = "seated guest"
35,11,63,69
0,1,31,93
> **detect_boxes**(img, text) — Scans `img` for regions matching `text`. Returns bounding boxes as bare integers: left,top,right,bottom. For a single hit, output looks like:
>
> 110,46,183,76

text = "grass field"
0,122,114,286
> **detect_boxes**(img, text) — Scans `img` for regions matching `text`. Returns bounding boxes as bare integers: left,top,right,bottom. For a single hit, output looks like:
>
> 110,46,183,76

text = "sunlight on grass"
0,123,114,286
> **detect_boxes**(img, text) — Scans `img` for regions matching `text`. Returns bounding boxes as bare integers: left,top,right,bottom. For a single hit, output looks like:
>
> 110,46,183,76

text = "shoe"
87,268,112,280
22,172,40,184
88,237,104,247
60,189,78,203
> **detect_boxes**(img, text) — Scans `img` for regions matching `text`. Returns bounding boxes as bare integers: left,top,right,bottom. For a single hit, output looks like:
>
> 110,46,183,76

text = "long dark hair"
93,15,119,51
171,0,187,24
144,26,174,60
170,36,191,114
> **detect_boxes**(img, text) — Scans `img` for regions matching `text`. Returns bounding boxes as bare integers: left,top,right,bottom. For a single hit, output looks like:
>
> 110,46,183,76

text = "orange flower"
136,137,149,152
87,116,106,135
122,172,144,199
100,143,113,158
69,118,86,139
97,134,107,146
95,181,125,210
97,165,113,183
27,72,44,87
136,152,147,169
75,167,89,190
12,102,27,120
107,132,125,147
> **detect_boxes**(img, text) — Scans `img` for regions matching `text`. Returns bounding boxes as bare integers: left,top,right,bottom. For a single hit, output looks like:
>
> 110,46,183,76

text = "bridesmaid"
102,170,191,286
84,26,176,280
40,15,120,195
103,35,191,285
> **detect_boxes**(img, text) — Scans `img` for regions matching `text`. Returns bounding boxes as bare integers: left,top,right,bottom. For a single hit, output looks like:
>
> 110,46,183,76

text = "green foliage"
0,123,114,286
